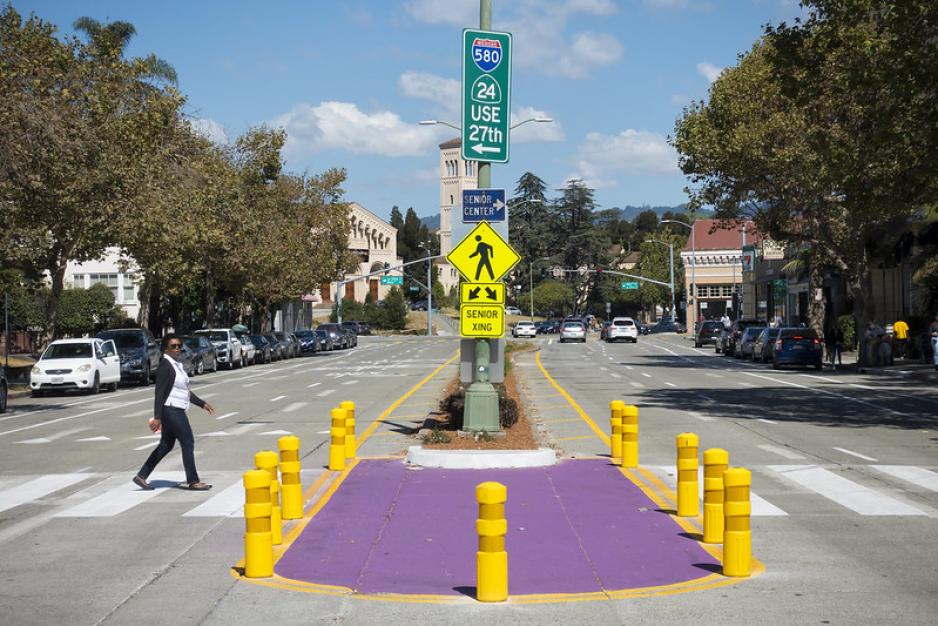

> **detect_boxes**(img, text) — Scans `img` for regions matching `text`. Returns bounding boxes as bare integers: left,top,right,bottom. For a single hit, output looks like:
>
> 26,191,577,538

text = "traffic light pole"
335,255,443,326
463,0,501,433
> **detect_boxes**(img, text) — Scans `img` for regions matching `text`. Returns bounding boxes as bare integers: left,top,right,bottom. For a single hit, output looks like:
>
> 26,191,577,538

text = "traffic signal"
595,267,603,275
383,262,390,275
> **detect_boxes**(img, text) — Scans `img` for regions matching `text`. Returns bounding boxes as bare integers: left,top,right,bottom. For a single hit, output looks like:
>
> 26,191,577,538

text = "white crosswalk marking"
182,479,244,517
767,465,927,516
649,466,787,516
871,466,938,492
0,474,92,514
54,472,185,517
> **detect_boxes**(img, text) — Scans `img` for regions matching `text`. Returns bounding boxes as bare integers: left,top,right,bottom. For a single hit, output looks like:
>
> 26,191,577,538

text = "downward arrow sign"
484,287,497,300
468,287,481,300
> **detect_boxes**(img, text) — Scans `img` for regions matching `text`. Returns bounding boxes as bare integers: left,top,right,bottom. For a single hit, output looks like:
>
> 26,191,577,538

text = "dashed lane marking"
832,447,878,462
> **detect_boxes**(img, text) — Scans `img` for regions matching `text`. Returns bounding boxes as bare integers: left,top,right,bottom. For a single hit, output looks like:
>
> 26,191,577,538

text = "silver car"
512,321,537,338
559,321,587,343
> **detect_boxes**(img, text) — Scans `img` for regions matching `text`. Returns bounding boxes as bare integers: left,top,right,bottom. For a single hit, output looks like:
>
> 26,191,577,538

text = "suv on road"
194,328,244,369
95,328,160,385
606,317,639,343
694,320,723,348
722,318,765,357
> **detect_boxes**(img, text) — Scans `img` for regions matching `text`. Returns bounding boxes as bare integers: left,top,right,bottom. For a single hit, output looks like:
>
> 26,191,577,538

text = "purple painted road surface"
275,459,719,596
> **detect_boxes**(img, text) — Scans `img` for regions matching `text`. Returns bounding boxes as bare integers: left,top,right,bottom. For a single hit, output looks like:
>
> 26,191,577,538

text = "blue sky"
16,0,803,221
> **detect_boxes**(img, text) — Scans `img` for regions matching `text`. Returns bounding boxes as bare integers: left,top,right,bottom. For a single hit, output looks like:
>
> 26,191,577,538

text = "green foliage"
532,281,573,316
838,314,856,350
0,270,47,331
367,286,407,330
420,428,451,445
56,285,123,337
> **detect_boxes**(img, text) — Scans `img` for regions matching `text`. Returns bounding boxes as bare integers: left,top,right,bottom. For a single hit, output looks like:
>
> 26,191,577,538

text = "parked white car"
239,335,256,365
512,321,538,338
30,338,121,396
505,306,522,316
606,317,639,343
194,328,244,369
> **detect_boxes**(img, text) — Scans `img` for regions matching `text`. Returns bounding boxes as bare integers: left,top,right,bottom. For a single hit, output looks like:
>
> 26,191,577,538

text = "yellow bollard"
676,432,699,517
702,448,729,544
609,400,624,461
723,467,752,577
328,408,346,471
476,481,508,602
341,400,356,459
255,450,282,546
278,435,303,520
620,405,639,468
243,469,273,578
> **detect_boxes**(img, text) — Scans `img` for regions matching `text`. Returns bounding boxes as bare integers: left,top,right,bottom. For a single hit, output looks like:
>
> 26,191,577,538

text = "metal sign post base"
463,338,500,432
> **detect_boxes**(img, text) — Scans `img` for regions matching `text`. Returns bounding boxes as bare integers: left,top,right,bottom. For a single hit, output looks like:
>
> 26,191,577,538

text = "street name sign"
447,221,521,283
380,275,403,285
460,282,505,305
621,281,639,290
460,304,504,338
462,189,506,223
462,29,511,163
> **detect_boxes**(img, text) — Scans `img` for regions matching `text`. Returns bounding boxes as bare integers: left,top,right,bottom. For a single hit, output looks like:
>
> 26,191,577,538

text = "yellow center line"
535,351,610,446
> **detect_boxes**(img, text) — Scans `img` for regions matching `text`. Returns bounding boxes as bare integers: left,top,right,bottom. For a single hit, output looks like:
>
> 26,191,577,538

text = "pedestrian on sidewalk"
893,318,909,359
930,314,938,371
826,324,843,369
133,334,215,491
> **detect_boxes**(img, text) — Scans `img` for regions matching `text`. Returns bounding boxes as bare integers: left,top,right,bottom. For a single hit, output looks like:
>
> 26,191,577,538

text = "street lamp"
662,219,696,327
418,241,434,336
645,239,675,317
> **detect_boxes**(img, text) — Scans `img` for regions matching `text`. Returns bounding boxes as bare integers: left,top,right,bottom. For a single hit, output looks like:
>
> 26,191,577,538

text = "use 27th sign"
462,29,511,163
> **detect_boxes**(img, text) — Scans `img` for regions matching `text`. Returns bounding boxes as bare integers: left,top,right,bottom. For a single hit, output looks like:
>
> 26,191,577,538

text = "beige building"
436,137,479,293
679,219,760,330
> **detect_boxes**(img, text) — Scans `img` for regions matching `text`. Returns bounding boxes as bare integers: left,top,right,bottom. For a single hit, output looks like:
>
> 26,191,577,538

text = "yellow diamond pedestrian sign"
447,221,521,283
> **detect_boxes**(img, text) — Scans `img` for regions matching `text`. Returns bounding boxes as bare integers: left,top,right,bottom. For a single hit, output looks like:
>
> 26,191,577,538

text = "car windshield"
295,330,314,338
183,338,201,349
781,328,818,339
42,343,93,359
99,333,145,349
197,331,228,342
563,323,584,330
744,328,764,339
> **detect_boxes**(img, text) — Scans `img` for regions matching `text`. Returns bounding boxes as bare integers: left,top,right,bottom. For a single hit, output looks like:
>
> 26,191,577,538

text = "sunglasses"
167,344,183,350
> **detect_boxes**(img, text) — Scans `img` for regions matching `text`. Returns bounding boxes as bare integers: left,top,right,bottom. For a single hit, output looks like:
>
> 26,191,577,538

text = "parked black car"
722,318,765,357
773,327,823,370
249,335,272,363
293,330,319,354
265,333,285,360
273,331,298,358
95,328,160,385
318,323,347,349
182,335,218,374
649,320,686,334
314,329,334,351
695,320,723,348
0,368,7,414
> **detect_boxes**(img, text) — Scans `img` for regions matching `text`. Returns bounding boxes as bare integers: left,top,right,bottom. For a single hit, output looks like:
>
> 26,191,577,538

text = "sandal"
132,475,154,491
187,482,212,491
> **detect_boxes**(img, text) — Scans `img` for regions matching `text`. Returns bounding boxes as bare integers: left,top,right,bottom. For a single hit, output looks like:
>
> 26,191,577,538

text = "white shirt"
163,354,190,410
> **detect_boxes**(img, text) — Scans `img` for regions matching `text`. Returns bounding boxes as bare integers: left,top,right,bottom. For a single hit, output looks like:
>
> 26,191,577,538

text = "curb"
405,446,557,469
858,366,938,382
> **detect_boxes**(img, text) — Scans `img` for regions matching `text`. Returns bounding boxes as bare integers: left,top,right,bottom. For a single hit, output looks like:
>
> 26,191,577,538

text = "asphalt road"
1,330,936,624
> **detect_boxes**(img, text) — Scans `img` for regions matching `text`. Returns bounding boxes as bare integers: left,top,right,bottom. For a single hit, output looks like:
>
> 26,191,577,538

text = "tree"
0,8,184,345
508,172,550,294
55,284,123,337
73,16,177,84
531,281,574,317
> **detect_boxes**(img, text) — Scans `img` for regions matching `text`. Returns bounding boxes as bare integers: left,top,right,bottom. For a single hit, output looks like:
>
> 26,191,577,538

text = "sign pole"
462,0,500,432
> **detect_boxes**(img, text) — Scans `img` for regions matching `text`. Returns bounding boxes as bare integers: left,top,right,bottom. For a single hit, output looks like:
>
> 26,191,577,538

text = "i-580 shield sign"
462,29,511,163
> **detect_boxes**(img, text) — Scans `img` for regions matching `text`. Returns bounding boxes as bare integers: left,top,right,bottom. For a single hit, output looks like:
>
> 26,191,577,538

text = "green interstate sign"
621,281,640,290
462,29,512,163
380,275,403,285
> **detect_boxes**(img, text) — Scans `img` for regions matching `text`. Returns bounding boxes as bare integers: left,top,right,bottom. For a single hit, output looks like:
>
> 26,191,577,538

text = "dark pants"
138,406,199,484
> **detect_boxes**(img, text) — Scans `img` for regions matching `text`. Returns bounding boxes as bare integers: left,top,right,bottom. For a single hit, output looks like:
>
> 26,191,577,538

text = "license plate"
793,345,805,350
52,376,63,384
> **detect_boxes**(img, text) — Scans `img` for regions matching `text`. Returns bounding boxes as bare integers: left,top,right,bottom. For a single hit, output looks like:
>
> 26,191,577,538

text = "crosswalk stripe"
0,474,92,514
649,466,787,516
767,465,927,516
871,466,938,492
54,472,184,517
182,479,243,517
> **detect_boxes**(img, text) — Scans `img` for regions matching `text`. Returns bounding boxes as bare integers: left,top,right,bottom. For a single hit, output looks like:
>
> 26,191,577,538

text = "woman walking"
133,334,215,491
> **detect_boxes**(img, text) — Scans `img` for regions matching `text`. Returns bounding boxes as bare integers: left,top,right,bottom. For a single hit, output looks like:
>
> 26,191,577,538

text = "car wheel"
773,360,781,370
197,359,204,375
694,342,701,348
0,381,7,413
814,363,822,371
141,363,151,386
89,373,100,395
31,389,43,398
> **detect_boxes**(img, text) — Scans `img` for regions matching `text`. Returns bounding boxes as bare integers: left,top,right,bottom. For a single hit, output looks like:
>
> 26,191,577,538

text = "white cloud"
696,61,723,83
270,101,444,158
407,0,621,79
190,117,228,145
510,106,564,143
570,129,679,188
403,0,477,26
398,71,460,119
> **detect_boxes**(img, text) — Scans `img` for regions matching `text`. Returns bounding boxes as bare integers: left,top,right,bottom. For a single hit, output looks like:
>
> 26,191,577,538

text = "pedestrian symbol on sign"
469,235,495,281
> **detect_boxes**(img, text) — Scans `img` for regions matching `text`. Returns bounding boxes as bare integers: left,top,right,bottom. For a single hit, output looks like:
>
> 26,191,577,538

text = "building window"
89,273,120,299
123,273,137,302
70,274,86,289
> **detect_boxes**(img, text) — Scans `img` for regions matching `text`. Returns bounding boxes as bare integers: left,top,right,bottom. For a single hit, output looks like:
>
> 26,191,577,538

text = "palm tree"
73,16,177,84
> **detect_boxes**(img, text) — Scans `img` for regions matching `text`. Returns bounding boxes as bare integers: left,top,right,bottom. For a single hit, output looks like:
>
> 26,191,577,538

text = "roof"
439,137,461,149
681,219,762,252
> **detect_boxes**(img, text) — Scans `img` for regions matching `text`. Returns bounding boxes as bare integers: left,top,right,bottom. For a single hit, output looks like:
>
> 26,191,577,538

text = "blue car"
772,327,823,370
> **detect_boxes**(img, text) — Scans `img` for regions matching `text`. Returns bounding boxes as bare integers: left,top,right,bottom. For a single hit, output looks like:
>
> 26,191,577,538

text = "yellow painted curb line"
535,351,609,445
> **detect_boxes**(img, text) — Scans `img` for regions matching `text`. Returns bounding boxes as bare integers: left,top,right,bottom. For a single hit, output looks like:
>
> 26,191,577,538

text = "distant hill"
420,214,440,230
614,204,688,221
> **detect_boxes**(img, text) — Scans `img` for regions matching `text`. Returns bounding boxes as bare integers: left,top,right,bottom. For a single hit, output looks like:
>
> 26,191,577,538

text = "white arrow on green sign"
381,276,403,286
621,281,640,290
462,29,511,163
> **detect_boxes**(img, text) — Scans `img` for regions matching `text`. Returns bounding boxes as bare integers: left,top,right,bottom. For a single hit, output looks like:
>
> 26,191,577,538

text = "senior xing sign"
460,304,504,338
447,221,521,283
